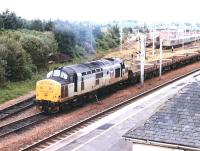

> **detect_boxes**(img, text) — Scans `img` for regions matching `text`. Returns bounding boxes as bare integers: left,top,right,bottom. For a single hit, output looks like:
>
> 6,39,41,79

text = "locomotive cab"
36,69,70,113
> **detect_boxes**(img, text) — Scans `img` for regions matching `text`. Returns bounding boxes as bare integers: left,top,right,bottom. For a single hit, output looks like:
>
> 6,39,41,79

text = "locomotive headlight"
53,95,60,99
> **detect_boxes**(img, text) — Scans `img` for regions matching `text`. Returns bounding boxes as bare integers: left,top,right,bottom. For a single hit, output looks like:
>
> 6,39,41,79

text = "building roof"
123,80,200,150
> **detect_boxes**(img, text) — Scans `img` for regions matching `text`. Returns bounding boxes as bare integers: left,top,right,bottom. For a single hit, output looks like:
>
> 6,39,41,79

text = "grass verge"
0,63,65,104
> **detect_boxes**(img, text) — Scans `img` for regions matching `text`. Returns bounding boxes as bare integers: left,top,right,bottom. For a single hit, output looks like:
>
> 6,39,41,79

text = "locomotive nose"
36,79,61,102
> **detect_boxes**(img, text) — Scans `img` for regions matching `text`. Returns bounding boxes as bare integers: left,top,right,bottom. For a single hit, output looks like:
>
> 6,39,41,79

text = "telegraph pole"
90,23,93,50
140,36,145,86
137,31,140,60
120,21,123,51
152,26,155,55
195,23,197,43
159,39,163,78
182,24,185,50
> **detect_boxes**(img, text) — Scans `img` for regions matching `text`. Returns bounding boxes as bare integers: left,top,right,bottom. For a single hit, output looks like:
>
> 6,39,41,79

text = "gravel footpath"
0,62,200,151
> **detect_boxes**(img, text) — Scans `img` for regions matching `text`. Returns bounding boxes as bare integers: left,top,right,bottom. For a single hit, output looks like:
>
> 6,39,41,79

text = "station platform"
124,74,200,150
42,71,200,151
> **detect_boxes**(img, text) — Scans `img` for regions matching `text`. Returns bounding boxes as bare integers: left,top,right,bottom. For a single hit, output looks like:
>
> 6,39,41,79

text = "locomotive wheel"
76,98,85,107
36,105,43,112
70,98,85,107
44,106,60,114
51,106,60,113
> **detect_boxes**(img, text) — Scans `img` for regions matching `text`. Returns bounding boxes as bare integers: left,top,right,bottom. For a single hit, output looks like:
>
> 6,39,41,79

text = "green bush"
53,29,75,56
19,30,57,69
0,44,8,83
20,35,49,68
0,64,5,84
0,29,57,83
95,25,120,51
0,36,35,81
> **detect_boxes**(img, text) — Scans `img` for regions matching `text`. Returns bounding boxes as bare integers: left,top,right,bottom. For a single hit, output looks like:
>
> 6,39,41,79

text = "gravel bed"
0,62,200,151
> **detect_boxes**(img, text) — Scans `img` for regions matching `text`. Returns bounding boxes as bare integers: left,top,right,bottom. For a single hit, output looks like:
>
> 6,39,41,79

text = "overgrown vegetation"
0,9,121,58
53,29,76,56
0,9,122,103
95,25,120,51
0,30,57,84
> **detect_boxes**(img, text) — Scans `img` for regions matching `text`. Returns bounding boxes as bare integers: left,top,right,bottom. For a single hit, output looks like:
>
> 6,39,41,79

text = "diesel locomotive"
36,58,129,113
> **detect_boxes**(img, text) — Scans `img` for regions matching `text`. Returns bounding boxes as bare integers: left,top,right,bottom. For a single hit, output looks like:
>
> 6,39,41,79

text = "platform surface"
124,75,200,150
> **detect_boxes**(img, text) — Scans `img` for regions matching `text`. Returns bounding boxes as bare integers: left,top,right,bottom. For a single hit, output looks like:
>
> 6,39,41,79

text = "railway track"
0,112,49,138
0,97,35,121
21,68,200,151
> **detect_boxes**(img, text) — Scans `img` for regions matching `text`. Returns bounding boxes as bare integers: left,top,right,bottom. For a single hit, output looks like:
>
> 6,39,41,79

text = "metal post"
152,27,155,55
182,24,185,50
137,32,140,60
120,21,123,51
167,25,170,41
90,23,93,50
195,23,197,43
159,39,163,78
144,35,146,59
140,36,145,86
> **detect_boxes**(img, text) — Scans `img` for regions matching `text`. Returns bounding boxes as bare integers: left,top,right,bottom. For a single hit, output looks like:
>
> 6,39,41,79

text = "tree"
30,20,44,31
44,20,55,31
20,35,50,68
53,29,75,56
0,36,35,81
95,25,120,51
0,9,23,29
93,26,102,39
0,16,4,29
111,24,120,37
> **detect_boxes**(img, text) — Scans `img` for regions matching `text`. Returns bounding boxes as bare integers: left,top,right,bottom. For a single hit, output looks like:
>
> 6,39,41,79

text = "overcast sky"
0,0,200,23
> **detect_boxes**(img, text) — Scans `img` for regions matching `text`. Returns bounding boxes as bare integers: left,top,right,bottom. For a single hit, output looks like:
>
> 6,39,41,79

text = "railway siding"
0,113,48,137
0,98,34,120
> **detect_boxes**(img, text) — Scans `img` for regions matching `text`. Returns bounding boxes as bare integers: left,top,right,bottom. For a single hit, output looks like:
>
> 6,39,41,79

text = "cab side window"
115,68,120,78
60,72,68,80
69,76,74,83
